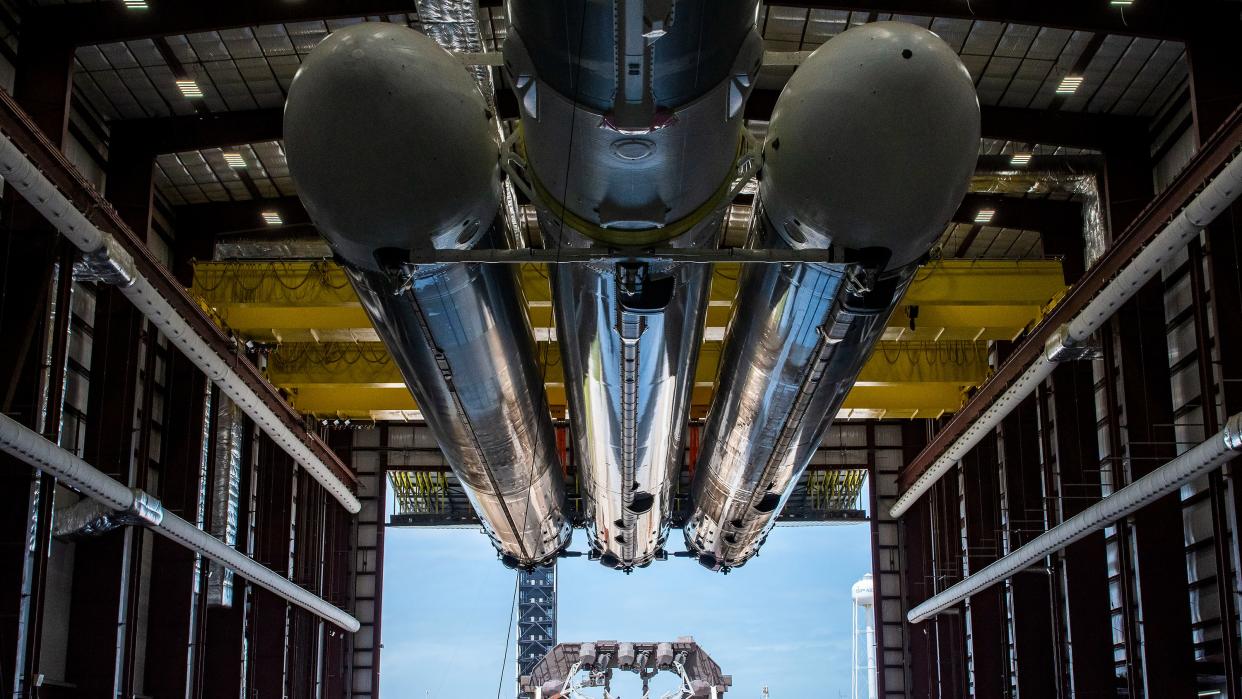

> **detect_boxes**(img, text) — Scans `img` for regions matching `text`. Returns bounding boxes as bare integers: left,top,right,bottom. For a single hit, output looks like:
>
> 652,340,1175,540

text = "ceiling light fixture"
1110,0,1134,6
223,152,246,168
1010,152,1032,166
123,0,149,8
1056,75,1084,95
176,79,203,98
261,211,283,226
975,209,996,225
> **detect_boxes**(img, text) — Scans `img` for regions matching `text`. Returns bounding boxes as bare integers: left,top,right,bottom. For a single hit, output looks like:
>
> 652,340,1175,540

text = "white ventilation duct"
0,132,361,514
892,149,1242,518
908,413,1242,624
0,411,360,632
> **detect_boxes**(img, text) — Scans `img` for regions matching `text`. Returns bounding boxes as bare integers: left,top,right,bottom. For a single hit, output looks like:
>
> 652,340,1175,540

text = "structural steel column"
1038,159,1115,695
0,23,74,698
1097,114,1153,243
1186,15,1242,143
959,433,1006,697
290,470,311,697
1098,329,1142,695
143,350,209,697
903,496,937,698
249,433,296,697
900,422,936,698
1000,396,1059,696
101,110,170,697
1034,200,1089,285
61,122,158,695
1188,239,1242,696
66,322,141,692
6,23,117,697
871,423,913,699
1206,185,1242,699
928,475,967,698
0,256,71,698
1115,281,1197,698
373,425,389,698
289,467,322,698
200,412,252,699
11,19,73,141
103,130,156,250
321,488,354,697
119,319,161,697
1190,18,1242,690
339,425,383,698
1048,362,1117,698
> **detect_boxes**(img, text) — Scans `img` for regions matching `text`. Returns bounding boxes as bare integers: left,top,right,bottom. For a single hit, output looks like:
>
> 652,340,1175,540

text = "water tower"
851,574,876,699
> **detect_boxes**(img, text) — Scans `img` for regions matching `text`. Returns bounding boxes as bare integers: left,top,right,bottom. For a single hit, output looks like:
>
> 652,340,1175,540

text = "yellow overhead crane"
191,258,1066,421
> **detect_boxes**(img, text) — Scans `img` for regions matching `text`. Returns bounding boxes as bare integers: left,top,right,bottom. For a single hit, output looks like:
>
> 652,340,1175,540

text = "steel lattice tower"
516,564,557,696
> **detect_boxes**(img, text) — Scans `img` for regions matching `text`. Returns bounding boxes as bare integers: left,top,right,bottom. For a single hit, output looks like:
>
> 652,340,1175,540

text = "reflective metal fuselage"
685,22,982,570
685,214,914,569
284,24,571,568
506,0,761,569
347,227,572,567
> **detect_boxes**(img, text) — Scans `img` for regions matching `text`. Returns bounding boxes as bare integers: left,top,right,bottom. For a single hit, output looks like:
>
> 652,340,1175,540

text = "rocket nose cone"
284,23,500,272
760,21,980,268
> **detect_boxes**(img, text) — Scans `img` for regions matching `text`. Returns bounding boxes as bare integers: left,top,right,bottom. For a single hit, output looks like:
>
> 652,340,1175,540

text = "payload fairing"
284,2,979,571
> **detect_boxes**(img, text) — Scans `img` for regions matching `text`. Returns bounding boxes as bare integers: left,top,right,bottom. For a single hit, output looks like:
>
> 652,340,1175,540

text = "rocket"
283,3,979,571
683,20,980,571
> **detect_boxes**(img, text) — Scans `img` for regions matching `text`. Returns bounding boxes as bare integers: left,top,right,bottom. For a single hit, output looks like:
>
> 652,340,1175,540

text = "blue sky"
381,521,872,698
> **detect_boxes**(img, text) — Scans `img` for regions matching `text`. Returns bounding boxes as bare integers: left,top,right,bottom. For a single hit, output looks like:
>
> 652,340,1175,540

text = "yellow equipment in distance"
191,258,1067,421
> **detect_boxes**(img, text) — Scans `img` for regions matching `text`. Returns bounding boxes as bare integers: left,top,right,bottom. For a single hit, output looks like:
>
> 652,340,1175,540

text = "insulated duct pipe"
909,413,1242,624
892,148,1242,518
0,411,360,632
0,133,361,514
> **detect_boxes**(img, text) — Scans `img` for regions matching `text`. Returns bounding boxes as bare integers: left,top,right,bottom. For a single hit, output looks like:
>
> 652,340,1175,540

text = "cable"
496,574,520,699
507,0,593,576
552,3,591,254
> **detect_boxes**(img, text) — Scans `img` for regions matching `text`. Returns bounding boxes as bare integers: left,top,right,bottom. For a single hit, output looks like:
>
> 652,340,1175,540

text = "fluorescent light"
176,79,203,98
261,211,283,226
222,152,246,168
1010,152,1032,166
1056,75,1084,95
1198,692,1222,697
1110,0,1134,5
123,0,148,8
974,209,996,224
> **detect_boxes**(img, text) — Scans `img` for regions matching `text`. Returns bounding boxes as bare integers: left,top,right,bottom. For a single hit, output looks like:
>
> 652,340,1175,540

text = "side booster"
284,25,571,568
504,0,762,572
685,23,981,571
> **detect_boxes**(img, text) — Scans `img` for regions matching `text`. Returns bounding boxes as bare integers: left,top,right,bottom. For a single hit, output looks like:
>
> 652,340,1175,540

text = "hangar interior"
0,0,1239,697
